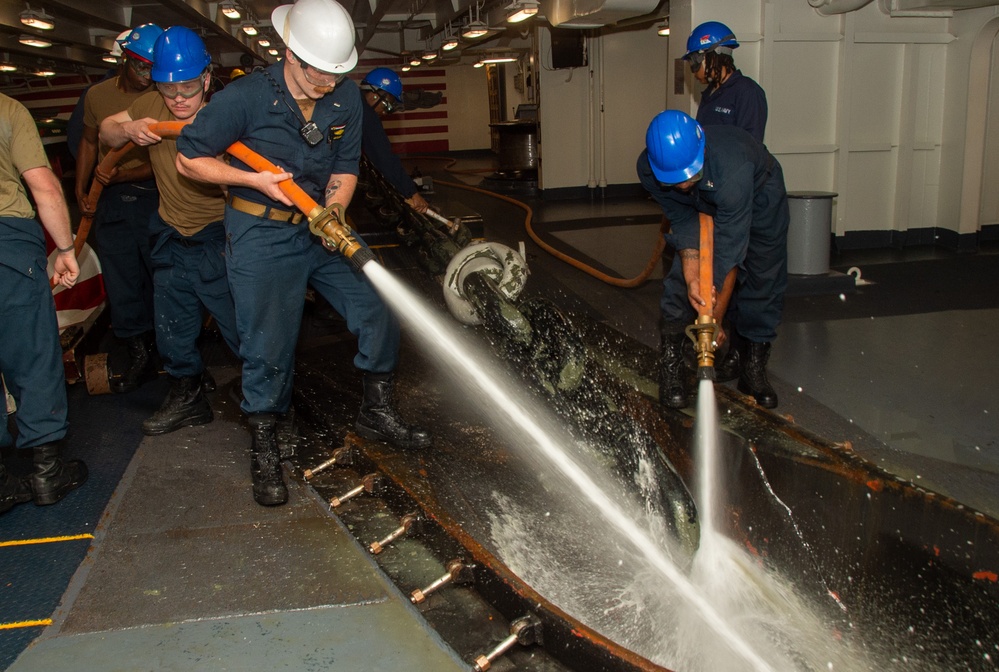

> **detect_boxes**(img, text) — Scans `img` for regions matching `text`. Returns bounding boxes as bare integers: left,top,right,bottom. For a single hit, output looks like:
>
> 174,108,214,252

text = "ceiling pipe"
808,0,876,15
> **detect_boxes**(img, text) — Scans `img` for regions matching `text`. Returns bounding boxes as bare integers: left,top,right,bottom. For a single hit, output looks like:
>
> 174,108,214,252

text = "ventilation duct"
540,0,662,28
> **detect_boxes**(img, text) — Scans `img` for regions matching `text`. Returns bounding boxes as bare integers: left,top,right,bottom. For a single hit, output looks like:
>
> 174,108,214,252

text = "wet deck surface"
3,154,999,671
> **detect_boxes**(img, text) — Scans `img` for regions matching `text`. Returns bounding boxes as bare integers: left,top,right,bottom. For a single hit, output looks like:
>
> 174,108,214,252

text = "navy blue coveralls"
93,179,158,339
0,219,68,449
361,101,418,198
637,125,789,343
696,70,768,144
148,215,240,378
176,63,399,416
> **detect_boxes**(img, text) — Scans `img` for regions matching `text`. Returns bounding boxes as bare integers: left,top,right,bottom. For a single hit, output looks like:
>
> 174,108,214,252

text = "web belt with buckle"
227,195,304,224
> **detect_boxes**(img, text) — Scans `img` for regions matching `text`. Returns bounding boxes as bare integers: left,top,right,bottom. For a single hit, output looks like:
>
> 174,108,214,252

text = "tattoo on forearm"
679,249,699,259
325,179,341,204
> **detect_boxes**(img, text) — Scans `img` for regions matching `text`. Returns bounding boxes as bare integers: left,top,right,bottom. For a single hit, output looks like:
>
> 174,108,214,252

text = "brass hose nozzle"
685,314,719,380
307,204,375,271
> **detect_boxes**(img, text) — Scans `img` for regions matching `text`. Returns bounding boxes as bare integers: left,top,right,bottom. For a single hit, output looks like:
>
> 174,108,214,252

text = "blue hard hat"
683,21,739,60
645,110,705,184
151,26,211,82
121,23,164,63
362,67,403,103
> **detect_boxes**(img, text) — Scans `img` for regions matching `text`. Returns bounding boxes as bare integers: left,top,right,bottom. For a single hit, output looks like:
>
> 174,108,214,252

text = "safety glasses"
299,59,344,87
688,51,706,73
375,92,398,114
156,76,205,99
127,56,152,77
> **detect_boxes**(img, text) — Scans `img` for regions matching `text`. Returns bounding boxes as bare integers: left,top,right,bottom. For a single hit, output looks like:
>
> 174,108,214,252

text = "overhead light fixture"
20,6,55,31
257,38,270,47
102,54,118,64
242,22,258,36
442,36,459,51
462,21,489,39
505,0,538,24
19,35,52,48
220,2,241,20
409,57,421,67
401,64,411,72
473,60,485,68
657,19,669,36
33,67,55,77
480,55,517,64
0,63,17,72
267,48,279,56
422,49,438,61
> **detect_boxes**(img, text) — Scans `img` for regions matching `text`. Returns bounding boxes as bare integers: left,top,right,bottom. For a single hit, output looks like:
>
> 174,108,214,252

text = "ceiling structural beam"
156,0,264,62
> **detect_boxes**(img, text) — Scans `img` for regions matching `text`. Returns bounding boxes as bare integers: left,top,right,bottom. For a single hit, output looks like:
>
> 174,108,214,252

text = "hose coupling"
685,314,718,377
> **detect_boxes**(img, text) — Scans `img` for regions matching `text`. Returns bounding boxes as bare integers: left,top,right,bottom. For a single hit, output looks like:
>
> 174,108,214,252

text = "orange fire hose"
698,212,714,319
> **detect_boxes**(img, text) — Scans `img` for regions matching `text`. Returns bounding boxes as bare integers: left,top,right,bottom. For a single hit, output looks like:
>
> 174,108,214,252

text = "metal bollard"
410,559,475,604
472,614,543,671
303,445,353,480
330,473,382,508
369,512,420,554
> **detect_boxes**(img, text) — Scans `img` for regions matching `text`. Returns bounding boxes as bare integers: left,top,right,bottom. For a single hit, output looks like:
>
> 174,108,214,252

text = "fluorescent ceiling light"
220,2,241,19
657,20,669,36
505,1,538,24
481,55,517,64
442,37,459,51
462,21,489,39
20,7,55,31
19,35,52,48
34,68,55,77
0,63,17,72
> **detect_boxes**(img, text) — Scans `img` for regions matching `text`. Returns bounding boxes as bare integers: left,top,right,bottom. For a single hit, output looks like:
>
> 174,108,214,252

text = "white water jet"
363,263,774,672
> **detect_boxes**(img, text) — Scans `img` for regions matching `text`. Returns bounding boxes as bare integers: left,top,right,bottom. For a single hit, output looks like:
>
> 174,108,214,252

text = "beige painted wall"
444,65,493,152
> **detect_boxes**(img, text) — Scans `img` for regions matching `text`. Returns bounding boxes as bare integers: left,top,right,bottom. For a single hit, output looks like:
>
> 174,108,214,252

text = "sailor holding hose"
175,0,430,507
99,26,240,438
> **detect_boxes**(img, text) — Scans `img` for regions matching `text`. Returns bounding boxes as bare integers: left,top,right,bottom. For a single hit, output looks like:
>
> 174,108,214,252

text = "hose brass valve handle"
410,559,474,604
303,445,353,480
369,512,421,554
329,473,383,508
472,614,543,672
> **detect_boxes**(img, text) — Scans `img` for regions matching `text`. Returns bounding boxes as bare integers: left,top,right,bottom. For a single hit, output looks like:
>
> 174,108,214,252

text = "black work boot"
200,369,217,394
142,375,213,436
738,341,779,409
715,330,743,383
248,414,287,506
658,332,690,410
32,443,88,506
111,331,157,394
0,462,32,514
355,373,431,449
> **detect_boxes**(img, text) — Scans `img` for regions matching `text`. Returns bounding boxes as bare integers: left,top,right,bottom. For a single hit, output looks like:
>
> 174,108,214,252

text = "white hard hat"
272,0,358,74
110,29,131,58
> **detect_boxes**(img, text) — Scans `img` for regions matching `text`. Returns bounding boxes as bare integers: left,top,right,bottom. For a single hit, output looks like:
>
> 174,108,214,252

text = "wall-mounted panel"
847,43,903,147
843,150,897,233
768,41,839,148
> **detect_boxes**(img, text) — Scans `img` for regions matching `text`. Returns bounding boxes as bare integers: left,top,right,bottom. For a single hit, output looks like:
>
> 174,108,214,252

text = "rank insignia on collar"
705,180,714,188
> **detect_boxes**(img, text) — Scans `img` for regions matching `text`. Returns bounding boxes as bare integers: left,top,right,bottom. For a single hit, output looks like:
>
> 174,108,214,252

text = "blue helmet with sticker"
121,23,164,63
151,26,211,82
683,21,739,60
645,110,705,185
362,67,403,103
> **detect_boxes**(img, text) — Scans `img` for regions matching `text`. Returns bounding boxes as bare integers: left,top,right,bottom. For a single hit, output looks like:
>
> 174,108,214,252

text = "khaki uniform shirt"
128,92,225,236
83,76,149,172
0,93,49,219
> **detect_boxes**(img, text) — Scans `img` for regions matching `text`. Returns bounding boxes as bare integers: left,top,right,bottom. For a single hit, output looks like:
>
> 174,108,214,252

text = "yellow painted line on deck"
0,533,93,548
0,619,52,630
